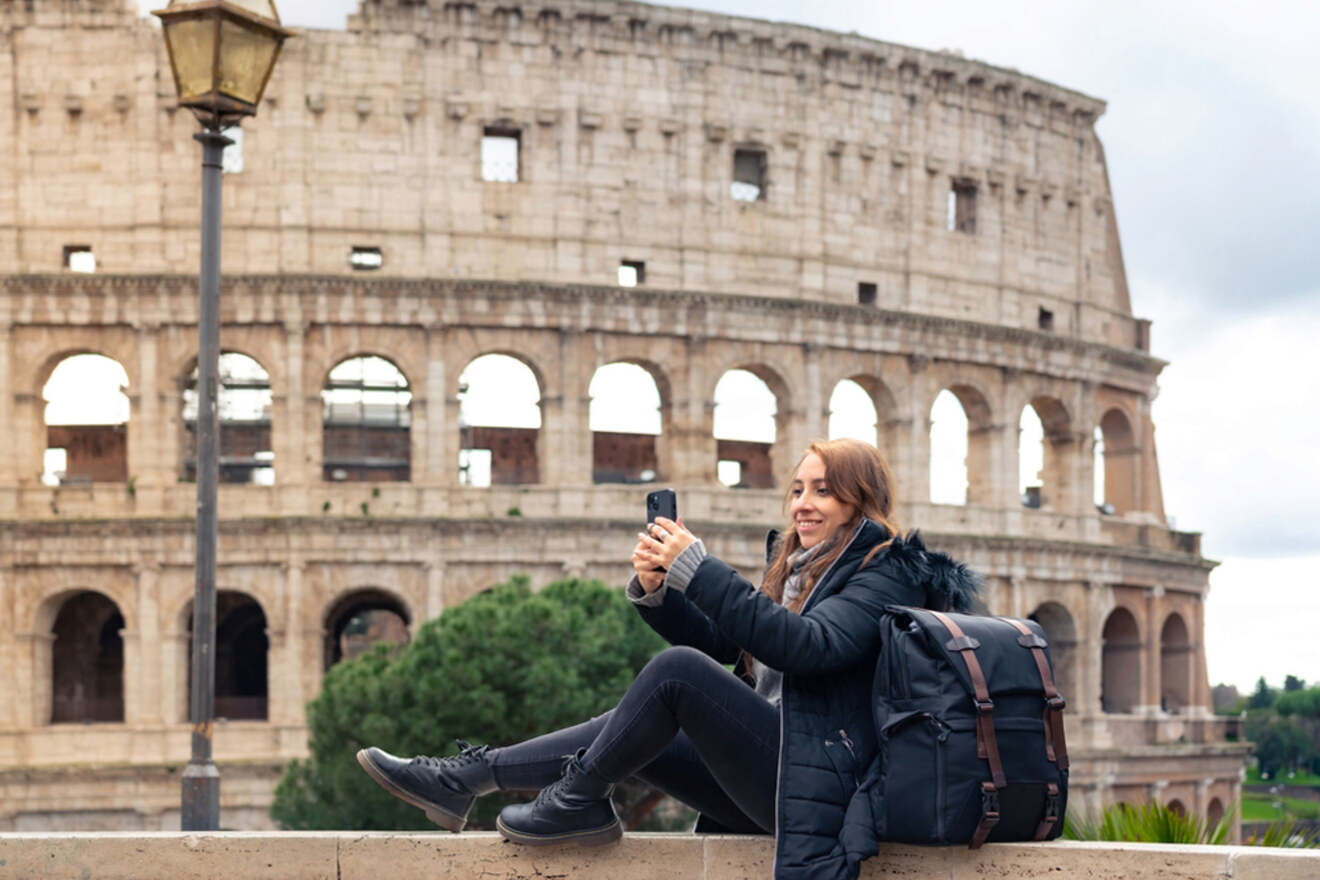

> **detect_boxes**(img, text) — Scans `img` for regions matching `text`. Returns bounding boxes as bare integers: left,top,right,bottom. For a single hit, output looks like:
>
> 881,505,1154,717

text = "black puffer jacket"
635,519,980,880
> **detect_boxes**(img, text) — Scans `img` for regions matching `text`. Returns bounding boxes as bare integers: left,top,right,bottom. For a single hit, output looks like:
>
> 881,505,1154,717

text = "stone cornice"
1,274,1167,381
349,0,1107,124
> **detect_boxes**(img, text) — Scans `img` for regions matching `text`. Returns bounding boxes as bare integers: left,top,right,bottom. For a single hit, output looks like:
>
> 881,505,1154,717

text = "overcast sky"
137,0,1318,691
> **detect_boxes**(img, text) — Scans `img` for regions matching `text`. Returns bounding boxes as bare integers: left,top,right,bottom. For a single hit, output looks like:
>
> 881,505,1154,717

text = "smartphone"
646,488,678,526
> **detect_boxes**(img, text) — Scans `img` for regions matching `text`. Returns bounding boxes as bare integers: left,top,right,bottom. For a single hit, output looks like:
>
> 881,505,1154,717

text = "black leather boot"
356,740,498,831
496,749,622,846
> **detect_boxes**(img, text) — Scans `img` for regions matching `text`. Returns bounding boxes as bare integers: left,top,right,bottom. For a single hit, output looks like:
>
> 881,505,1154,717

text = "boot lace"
533,753,582,806
411,739,488,770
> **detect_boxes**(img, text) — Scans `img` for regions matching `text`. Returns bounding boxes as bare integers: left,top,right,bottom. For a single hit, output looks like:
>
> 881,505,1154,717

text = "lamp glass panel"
217,18,280,106
165,18,218,102
227,0,279,19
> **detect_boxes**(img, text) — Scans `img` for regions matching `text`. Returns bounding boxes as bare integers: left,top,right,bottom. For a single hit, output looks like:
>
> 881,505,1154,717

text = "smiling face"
789,453,856,550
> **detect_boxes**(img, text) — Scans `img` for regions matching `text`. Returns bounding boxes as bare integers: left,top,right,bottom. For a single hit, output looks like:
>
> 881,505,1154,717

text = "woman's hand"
632,517,697,594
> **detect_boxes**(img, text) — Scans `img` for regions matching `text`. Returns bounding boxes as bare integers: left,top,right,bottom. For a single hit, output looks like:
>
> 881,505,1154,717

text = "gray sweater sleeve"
625,573,667,607
663,539,707,592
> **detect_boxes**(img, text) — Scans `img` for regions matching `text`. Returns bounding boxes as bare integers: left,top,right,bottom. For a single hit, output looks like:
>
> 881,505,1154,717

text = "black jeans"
486,646,779,833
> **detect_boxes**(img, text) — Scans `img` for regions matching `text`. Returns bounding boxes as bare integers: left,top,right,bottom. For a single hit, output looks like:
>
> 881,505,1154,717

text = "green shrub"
271,575,667,830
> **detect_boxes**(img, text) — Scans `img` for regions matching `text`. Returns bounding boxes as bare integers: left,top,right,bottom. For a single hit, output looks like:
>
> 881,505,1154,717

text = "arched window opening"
1101,607,1142,714
42,354,130,485
187,591,268,721
1160,613,1192,714
828,379,878,447
713,369,776,489
182,352,273,485
1167,799,1187,817
1020,397,1073,511
1206,798,1225,830
1028,602,1078,707
323,588,412,669
1019,405,1045,508
929,390,969,505
458,354,541,486
589,363,662,484
50,591,125,723
1098,408,1137,514
322,356,412,482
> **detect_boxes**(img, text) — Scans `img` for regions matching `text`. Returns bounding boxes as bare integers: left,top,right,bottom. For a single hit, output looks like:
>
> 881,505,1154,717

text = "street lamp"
152,0,293,832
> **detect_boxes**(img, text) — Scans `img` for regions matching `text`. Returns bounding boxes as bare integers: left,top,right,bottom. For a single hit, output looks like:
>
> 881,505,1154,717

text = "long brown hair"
761,438,902,614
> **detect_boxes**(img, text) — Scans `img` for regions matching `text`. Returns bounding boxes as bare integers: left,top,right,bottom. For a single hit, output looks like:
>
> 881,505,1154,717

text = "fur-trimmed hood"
765,524,982,615
869,530,983,614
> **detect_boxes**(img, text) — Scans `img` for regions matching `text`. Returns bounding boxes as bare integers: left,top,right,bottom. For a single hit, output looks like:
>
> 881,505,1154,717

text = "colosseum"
0,0,1247,833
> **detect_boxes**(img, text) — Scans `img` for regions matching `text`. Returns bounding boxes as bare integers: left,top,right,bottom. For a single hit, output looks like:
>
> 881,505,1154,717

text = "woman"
357,438,980,880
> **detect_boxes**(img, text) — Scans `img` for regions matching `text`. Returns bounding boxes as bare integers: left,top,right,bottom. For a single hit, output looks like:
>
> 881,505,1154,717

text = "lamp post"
152,0,292,832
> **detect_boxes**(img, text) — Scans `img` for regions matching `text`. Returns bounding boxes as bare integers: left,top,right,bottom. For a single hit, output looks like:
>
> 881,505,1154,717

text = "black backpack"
869,606,1069,848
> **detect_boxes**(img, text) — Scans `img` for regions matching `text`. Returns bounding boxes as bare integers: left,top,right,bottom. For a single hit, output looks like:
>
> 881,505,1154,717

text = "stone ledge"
0,833,1316,880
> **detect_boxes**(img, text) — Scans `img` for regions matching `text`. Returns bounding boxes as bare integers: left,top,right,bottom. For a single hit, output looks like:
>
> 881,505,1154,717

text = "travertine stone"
0,0,1244,834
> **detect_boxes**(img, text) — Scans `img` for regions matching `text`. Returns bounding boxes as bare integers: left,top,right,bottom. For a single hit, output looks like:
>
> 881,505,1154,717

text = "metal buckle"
1047,695,1067,711
980,783,1000,818
975,698,996,714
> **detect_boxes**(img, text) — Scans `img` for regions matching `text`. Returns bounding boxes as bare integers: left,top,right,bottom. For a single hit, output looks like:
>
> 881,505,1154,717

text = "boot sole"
355,749,469,832
495,815,623,847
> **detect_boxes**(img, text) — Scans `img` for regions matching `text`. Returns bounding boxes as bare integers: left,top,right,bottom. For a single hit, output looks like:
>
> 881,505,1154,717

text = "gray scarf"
750,543,822,705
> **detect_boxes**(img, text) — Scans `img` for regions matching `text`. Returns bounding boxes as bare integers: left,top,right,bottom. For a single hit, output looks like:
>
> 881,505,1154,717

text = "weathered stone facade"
0,0,1245,833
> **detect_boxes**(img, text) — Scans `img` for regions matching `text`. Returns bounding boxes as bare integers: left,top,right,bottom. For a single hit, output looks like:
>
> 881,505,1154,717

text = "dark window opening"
51,591,124,723
1038,307,1055,331
948,181,977,234
324,589,411,669
482,127,521,182
322,356,412,482
1022,485,1042,509
732,148,767,202
350,246,383,271
63,245,95,273
716,441,774,489
188,591,268,721
858,282,877,305
619,260,646,287
182,352,274,485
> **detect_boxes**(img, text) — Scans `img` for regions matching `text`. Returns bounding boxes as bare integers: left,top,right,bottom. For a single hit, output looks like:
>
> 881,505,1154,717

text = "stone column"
129,562,163,725
900,356,932,503
23,632,56,728
0,568,14,728
0,325,14,491
541,330,591,487
14,391,42,489
425,559,446,621
429,330,457,488
277,320,311,505
126,324,161,505
1140,588,1162,714
270,559,306,725
668,339,715,486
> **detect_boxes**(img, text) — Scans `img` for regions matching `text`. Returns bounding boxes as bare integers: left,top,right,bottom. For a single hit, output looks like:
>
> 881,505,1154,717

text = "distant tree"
1248,676,1277,710
1276,687,1320,719
271,576,667,830
1284,675,1307,693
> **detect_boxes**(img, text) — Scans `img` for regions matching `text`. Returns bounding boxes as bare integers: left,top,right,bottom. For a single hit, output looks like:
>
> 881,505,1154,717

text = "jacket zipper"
773,519,867,877
930,715,950,843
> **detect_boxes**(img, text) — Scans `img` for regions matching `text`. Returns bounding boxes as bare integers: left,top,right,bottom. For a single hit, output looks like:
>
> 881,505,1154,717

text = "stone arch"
712,364,789,489
42,353,131,485
457,352,543,486
1206,797,1225,830
1167,799,1187,817
181,351,275,485
1160,612,1192,714
184,590,269,721
45,590,125,723
321,354,413,482
1018,395,1074,511
930,383,992,505
589,361,664,484
323,587,412,669
1028,601,1078,706
827,377,878,447
1098,407,1138,514
1101,606,1142,714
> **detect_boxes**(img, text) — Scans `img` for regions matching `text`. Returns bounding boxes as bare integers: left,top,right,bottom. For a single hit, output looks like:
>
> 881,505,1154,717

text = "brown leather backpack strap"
928,610,1006,790
1003,618,1070,771
1034,782,1061,840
